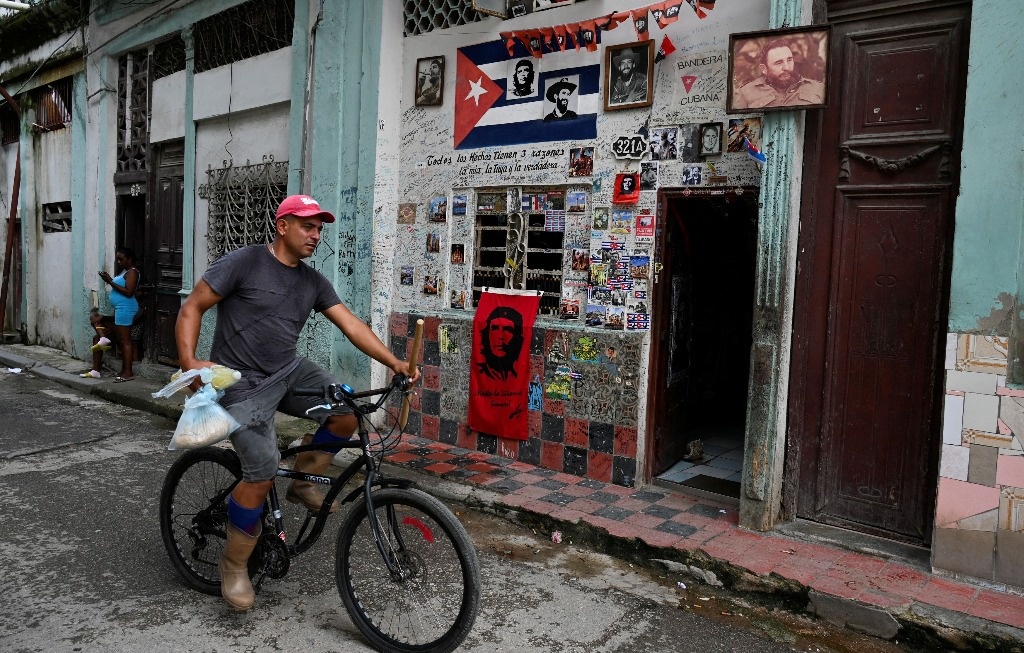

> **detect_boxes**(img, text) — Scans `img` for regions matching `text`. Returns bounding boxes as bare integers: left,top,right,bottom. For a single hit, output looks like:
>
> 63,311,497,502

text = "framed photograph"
534,0,574,11
727,25,830,113
415,56,444,107
472,0,507,18
698,122,723,156
509,0,528,17
604,41,655,111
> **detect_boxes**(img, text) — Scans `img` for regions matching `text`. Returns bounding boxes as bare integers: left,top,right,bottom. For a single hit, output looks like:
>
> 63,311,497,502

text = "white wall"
32,127,73,348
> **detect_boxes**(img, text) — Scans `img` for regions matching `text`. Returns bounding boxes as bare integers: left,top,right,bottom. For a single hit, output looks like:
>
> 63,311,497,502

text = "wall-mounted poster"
727,26,830,112
592,206,609,230
452,194,468,216
727,117,762,153
507,57,538,100
415,56,444,107
605,41,655,111
650,127,678,160
569,147,594,177
567,191,587,212
423,275,438,294
612,173,640,204
450,243,465,264
398,203,416,224
640,162,658,191
400,266,414,285
428,196,447,222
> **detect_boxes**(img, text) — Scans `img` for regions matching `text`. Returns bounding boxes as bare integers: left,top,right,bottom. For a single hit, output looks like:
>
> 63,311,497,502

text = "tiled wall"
390,311,644,487
933,333,1024,588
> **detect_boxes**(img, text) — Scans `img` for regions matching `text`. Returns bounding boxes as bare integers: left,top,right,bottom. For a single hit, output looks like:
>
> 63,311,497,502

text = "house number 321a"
611,135,648,160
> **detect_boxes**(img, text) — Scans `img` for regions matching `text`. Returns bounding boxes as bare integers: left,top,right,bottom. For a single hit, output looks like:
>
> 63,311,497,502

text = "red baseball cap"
275,194,335,223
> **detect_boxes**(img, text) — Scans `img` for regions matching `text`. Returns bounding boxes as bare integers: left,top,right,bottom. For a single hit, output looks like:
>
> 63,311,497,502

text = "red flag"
499,31,516,57
552,25,568,51
526,29,545,58
539,27,557,53
631,7,650,40
613,173,641,204
697,0,716,19
468,291,541,441
579,20,598,52
514,31,533,56
661,0,683,25
564,23,581,50
655,35,676,63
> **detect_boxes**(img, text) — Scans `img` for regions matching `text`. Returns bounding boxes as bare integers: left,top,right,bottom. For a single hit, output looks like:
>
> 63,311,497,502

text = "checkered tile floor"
386,434,1024,633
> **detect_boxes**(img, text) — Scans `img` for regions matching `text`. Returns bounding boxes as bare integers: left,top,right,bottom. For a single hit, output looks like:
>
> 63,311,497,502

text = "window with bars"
0,102,17,145
403,0,485,36
198,156,289,262
472,187,569,316
41,201,72,233
194,0,294,74
32,77,72,132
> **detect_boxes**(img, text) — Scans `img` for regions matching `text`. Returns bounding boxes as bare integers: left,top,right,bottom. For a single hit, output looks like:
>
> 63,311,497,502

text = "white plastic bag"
152,365,241,398
167,384,241,450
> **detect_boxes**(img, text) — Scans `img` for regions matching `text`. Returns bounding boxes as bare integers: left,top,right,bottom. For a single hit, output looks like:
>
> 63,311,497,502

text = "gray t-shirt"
202,244,341,395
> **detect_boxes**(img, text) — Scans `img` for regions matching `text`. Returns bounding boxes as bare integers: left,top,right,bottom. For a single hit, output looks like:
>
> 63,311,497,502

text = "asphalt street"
0,368,910,653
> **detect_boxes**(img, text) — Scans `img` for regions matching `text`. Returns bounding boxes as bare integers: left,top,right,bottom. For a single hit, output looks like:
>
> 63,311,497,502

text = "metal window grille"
198,156,289,262
152,35,186,81
472,186,567,316
0,102,17,145
32,77,72,132
194,0,294,74
403,0,485,37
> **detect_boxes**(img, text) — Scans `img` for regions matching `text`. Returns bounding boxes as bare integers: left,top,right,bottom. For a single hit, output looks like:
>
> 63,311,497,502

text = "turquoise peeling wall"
309,0,383,390
949,0,1024,335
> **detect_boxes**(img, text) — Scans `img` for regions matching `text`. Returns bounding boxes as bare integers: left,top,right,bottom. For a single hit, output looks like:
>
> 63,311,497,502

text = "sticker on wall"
728,117,762,153
585,303,606,327
635,212,655,240
589,264,609,289
679,123,701,162
545,370,572,401
569,147,594,177
544,209,566,232
559,298,580,320
610,210,632,234
477,192,506,213
400,266,414,285
423,275,439,295
571,248,590,272
633,281,648,300
613,173,640,204
428,197,448,222
571,335,599,362
426,232,441,253
592,206,609,230
627,312,651,330
528,375,544,411
682,165,702,185
640,161,658,191
605,306,626,330
452,194,468,216
589,286,612,305
567,191,587,212
398,203,416,224
630,254,651,278
650,126,678,160
450,289,466,308
439,326,459,354
451,243,465,264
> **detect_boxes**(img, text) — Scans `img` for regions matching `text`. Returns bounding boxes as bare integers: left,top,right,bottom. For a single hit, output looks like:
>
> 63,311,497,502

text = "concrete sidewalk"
2,343,1022,652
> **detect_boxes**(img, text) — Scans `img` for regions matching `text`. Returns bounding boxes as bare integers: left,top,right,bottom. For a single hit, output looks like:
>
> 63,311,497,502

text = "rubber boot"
219,523,260,611
286,433,340,513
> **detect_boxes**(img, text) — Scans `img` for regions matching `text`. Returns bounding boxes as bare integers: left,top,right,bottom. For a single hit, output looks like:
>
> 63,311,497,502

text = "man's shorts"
224,358,353,482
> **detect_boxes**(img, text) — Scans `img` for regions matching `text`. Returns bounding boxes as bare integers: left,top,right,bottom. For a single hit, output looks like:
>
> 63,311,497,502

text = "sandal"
79,370,101,379
113,376,134,383
90,337,112,352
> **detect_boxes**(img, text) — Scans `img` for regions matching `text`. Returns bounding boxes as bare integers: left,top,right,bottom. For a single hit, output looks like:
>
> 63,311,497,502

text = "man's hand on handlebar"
391,358,420,386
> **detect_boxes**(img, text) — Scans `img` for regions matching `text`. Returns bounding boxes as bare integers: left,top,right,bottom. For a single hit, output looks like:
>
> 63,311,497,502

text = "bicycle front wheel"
336,488,481,653
159,446,241,595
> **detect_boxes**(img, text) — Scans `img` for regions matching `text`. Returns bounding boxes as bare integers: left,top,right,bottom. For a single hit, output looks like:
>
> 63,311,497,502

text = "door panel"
148,142,185,367
790,1,970,544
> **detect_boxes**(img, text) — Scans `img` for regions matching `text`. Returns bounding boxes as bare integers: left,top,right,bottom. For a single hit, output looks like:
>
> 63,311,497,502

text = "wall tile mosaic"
392,311,645,487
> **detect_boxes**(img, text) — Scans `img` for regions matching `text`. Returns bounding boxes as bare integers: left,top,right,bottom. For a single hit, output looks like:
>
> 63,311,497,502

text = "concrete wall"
31,126,73,349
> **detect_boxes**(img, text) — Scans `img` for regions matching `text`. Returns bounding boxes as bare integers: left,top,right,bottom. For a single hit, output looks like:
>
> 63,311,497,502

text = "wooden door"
147,141,185,366
789,0,970,544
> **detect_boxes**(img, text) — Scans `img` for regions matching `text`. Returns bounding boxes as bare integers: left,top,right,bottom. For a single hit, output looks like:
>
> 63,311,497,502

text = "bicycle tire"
335,487,481,653
159,446,241,595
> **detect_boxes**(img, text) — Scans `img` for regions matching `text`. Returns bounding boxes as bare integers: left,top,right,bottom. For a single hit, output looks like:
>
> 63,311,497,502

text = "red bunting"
525,29,545,58
661,0,683,25
579,20,598,52
499,31,516,57
655,35,676,63
564,23,581,50
553,25,568,51
468,291,541,441
697,0,716,19
600,11,630,31
649,2,667,28
514,31,533,56
631,7,650,40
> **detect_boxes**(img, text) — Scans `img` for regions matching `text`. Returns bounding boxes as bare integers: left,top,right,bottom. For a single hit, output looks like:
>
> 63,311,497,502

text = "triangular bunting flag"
650,2,667,28
579,20,599,52
661,0,683,25
526,29,545,58
499,31,516,57
540,27,557,53
655,35,676,63
631,7,650,40
553,25,568,51
565,23,582,50
600,11,630,31
681,74,697,93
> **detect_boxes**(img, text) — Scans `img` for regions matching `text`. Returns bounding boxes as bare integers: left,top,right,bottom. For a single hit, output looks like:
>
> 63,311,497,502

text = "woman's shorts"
113,303,139,327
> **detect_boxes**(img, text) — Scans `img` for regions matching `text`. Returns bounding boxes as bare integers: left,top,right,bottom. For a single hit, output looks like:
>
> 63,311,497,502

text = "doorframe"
645,186,761,486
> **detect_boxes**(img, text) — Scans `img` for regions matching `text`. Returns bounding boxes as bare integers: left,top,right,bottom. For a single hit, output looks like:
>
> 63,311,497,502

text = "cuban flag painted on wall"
455,39,599,150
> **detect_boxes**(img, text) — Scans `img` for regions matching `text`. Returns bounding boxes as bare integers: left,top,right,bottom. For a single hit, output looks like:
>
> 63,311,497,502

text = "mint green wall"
949,0,1024,335
309,0,383,390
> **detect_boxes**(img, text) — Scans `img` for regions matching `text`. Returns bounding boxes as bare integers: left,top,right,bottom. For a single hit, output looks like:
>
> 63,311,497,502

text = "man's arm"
322,303,420,383
175,279,224,372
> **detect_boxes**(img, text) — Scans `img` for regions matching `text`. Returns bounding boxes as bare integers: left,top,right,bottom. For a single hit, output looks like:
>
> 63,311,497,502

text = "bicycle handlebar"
293,374,411,403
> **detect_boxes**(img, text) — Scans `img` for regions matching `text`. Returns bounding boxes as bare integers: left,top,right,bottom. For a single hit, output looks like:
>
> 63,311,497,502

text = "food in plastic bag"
167,384,241,450
152,365,241,398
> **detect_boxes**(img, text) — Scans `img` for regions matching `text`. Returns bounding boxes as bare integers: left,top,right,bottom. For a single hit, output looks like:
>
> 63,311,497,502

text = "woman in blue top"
82,247,140,382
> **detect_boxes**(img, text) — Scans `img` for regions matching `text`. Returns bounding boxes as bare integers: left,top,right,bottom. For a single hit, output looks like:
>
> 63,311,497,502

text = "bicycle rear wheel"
159,446,241,595
335,488,481,653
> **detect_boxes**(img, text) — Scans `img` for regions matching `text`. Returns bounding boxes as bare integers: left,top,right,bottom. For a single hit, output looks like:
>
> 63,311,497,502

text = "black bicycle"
159,374,481,653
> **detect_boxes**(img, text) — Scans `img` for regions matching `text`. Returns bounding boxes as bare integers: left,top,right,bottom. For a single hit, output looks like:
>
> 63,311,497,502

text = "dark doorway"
114,192,146,358
788,0,970,545
147,140,185,367
648,191,758,500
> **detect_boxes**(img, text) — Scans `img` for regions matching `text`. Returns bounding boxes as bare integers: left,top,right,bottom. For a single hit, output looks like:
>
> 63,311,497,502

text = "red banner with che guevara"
468,290,541,440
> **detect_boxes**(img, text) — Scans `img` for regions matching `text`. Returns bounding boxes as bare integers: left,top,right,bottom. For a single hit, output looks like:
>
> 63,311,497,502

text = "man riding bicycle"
175,194,418,611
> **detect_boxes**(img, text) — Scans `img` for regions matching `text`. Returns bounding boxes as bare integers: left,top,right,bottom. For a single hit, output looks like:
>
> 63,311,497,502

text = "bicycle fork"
362,469,415,582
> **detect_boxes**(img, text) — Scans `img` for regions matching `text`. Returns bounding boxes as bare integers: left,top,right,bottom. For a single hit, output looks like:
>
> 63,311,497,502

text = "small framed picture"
415,56,444,107
727,25,831,113
604,41,655,111
472,0,507,18
698,122,723,156
534,0,574,11
509,0,528,17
